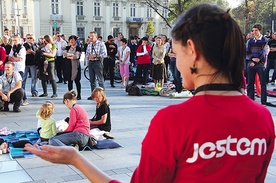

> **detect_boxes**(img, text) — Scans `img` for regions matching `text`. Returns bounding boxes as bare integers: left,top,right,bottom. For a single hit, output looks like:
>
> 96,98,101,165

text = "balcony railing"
50,14,63,21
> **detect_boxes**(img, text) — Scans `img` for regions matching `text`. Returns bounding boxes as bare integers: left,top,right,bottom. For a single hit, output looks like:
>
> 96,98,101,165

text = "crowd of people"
24,3,275,183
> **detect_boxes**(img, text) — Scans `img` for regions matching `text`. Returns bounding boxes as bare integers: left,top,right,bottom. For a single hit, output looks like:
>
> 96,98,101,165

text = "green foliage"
231,0,274,34
145,20,155,38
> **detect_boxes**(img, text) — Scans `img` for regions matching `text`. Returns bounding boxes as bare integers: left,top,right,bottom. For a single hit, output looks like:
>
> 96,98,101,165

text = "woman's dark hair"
63,90,77,102
171,3,245,90
68,35,78,41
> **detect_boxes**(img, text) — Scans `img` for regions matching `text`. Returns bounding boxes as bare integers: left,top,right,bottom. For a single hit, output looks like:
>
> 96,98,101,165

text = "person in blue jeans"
85,31,107,100
22,33,39,98
168,46,182,93
48,90,90,148
246,23,268,105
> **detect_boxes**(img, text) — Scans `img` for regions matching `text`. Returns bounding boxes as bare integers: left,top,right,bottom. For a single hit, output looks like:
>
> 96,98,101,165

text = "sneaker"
22,100,29,106
31,93,37,97
51,94,58,98
87,96,92,100
271,82,275,85
1,107,9,112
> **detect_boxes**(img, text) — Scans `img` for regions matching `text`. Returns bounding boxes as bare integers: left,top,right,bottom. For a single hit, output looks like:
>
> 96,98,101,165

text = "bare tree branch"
145,0,173,28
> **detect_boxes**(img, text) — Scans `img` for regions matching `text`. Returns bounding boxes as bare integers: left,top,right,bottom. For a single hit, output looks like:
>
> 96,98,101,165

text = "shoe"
1,108,9,112
22,100,29,106
57,80,62,83
31,93,37,97
13,108,21,112
51,94,58,98
271,82,275,85
39,93,48,97
0,100,3,109
77,96,81,100
111,85,115,88
64,81,67,84
43,71,48,75
103,132,114,139
87,96,92,100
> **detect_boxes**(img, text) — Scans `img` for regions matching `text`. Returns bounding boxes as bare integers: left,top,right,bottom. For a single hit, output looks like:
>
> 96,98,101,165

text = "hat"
107,35,113,40
141,37,148,41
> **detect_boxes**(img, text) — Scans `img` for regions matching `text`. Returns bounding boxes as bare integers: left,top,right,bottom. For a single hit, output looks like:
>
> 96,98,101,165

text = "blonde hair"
39,100,54,120
91,87,109,105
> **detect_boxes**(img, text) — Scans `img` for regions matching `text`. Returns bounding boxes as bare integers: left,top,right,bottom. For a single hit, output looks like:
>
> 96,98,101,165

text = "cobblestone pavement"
0,68,275,183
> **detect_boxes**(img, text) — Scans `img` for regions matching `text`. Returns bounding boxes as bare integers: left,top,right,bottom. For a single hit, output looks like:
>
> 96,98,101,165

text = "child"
41,43,52,75
90,87,114,139
36,100,57,144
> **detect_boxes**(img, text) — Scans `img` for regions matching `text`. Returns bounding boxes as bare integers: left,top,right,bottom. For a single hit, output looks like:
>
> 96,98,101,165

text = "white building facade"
0,0,172,41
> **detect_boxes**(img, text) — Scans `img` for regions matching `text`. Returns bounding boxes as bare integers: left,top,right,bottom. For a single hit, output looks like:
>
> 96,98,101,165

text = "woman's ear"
187,39,199,61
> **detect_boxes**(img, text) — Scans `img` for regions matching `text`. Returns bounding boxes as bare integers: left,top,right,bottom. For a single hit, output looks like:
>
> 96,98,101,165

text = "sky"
226,0,243,8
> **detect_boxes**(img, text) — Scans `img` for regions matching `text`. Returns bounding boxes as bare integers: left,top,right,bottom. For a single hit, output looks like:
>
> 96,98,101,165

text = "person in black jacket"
103,35,117,87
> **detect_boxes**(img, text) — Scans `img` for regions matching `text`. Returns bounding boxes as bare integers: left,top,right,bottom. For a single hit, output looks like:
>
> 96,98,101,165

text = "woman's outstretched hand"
24,144,77,165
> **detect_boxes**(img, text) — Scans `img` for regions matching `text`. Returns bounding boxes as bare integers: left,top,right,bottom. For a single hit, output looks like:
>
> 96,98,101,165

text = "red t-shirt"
0,46,7,70
131,95,275,183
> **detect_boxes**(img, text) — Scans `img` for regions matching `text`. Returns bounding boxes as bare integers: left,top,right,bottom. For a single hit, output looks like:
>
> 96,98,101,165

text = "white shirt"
9,45,26,72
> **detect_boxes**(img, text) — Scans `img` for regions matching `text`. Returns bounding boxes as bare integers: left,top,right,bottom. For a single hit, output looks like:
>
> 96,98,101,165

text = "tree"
145,0,229,28
145,20,155,38
231,0,274,34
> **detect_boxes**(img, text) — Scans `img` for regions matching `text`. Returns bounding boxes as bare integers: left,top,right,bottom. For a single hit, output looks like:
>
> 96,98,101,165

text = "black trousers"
55,56,65,82
103,57,115,85
1,88,24,109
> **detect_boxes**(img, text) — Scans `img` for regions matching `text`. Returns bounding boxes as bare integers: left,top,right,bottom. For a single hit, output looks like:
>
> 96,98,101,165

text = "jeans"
22,65,38,96
18,71,27,100
48,132,89,148
1,88,24,110
247,65,267,104
266,58,276,82
170,61,182,93
88,60,104,92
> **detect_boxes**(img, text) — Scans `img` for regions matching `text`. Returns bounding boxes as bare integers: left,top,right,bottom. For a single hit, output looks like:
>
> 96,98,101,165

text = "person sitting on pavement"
90,87,113,139
25,3,275,183
48,90,90,149
0,61,24,112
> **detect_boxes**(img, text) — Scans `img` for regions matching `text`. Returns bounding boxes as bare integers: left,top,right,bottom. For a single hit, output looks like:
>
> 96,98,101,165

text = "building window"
113,28,120,38
11,0,15,14
130,4,136,17
51,0,59,14
147,7,152,18
3,0,6,14
23,0,27,14
77,27,85,40
94,2,100,16
113,3,119,17
77,1,83,16
162,8,168,18
52,27,60,35
94,27,101,36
